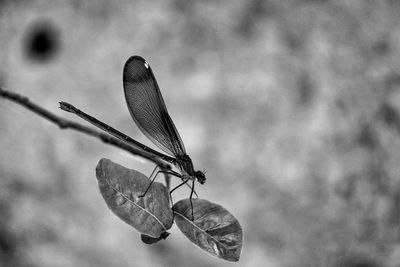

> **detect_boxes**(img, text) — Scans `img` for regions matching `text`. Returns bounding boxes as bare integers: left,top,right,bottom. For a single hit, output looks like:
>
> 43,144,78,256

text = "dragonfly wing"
123,56,186,157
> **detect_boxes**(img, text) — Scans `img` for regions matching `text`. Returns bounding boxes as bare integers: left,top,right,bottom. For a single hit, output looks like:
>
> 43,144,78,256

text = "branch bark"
0,87,170,169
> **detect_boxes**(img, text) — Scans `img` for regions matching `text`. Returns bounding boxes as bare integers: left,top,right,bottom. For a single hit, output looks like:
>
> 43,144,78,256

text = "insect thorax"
176,154,195,176
176,154,206,184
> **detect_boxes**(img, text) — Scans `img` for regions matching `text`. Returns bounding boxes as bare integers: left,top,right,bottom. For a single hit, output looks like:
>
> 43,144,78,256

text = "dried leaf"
141,232,170,244
96,158,173,238
173,198,243,262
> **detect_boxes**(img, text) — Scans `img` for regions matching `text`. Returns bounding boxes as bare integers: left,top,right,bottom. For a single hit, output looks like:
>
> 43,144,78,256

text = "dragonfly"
122,56,206,194
60,56,206,217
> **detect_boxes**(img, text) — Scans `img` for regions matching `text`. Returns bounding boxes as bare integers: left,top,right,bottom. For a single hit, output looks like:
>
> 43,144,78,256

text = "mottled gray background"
1,1,400,266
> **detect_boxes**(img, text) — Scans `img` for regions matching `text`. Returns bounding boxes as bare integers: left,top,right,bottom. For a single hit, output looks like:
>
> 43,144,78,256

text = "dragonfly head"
195,170,206,184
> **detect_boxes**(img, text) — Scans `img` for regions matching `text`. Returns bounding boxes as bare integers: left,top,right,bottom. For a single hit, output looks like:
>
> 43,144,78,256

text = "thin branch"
0,87,170,169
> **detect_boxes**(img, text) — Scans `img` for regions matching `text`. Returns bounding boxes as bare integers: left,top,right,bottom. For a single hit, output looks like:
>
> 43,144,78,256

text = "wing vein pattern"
123,56,186,157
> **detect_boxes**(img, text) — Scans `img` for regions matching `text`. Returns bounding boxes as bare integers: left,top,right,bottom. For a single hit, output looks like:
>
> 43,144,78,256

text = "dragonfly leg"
154,169,199,197
139,168,181,198
170,177,190,194
169,177,190,206
189,179,195,221
147,165,159,180
189,187,198,199
139,167,160,198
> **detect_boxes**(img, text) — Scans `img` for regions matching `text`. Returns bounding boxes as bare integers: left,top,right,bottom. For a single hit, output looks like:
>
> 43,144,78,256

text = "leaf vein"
105,179,167,231
173,211,232,250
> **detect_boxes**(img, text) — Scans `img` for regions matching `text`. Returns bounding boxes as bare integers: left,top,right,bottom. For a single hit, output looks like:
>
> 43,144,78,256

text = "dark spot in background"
24,20,60,63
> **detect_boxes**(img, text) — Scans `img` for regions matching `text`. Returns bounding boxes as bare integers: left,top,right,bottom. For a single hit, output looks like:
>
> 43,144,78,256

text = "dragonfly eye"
195,170,206,184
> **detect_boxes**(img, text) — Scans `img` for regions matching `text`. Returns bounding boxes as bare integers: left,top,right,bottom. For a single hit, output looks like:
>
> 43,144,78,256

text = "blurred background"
1,0,400,266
